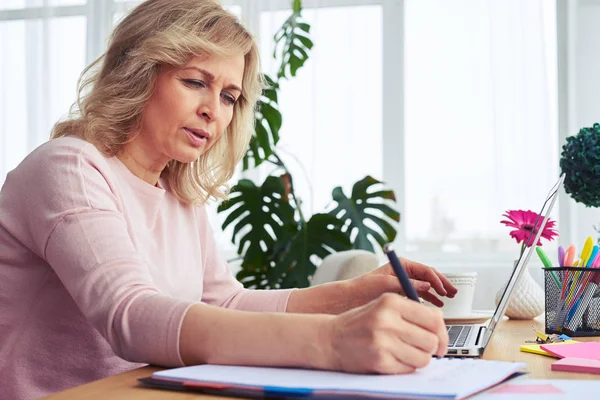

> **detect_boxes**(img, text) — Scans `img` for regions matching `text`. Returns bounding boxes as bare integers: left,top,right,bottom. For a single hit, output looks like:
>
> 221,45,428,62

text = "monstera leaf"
244,75,282,170
273,0,313,79
218,176,295,275
329,176,400,252
218,175,353,289
268,213,352,288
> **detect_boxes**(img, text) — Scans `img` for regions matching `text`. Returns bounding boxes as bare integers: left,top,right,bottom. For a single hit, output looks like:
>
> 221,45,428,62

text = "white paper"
154,358,526,399
475,379,600,399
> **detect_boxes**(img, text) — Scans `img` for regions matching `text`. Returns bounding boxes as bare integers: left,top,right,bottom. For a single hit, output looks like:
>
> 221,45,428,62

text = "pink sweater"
0,136,293,399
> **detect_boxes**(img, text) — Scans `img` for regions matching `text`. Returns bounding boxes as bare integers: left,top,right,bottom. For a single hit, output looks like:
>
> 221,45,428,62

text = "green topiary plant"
560,123,600,208
559,123,600,248
217,0,400,289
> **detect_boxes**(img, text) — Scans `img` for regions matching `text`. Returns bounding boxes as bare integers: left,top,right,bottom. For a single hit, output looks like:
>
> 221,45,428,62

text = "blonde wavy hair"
52,0,263,204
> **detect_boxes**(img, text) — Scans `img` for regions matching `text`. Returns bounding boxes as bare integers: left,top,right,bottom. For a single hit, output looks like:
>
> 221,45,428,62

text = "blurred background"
1,0,600,307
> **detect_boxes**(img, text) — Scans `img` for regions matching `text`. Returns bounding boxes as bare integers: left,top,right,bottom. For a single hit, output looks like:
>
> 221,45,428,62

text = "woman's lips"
184,127,207,147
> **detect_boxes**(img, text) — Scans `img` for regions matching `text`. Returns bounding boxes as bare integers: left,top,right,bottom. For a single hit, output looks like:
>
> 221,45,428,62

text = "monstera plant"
218,0,400,289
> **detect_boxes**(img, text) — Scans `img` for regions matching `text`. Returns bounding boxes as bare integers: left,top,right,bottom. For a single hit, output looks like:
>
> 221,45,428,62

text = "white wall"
559,0,600,249
573,1,600,241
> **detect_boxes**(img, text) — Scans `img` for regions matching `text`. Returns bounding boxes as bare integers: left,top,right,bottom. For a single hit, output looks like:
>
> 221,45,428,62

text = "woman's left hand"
351,258,458,308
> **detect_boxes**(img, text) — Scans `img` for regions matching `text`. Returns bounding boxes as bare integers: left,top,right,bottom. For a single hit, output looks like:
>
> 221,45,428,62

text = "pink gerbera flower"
501,209,558,248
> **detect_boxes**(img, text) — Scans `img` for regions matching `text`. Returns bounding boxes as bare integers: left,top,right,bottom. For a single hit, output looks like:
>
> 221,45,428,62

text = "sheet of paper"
476,379,600,399
487,383,564,394
154,358,526,399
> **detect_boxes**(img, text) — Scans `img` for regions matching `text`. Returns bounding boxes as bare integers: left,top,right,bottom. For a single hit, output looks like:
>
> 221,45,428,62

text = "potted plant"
218,0,400,289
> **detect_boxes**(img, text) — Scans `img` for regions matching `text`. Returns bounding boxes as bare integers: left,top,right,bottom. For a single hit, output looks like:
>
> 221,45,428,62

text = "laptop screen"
481,174,564,349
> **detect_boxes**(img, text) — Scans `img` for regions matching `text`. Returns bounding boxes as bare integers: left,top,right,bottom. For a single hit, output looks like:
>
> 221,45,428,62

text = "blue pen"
384,244,420,302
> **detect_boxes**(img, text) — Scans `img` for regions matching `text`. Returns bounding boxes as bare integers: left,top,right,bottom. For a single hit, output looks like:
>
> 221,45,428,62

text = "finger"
432,269,458,297
398,301,447,344
437,327,450,357
399,303,448,357
369,353,417,375
402,259,448,296
385,276,431,297
374,295,448,358
390,336,434,370
385,362,416,375
395,320,440,355
419,291,444,308
410,279,431,293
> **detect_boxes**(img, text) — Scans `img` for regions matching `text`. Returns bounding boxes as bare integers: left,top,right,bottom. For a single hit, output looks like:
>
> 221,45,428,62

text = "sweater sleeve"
6,139,194,367
196,206,294,312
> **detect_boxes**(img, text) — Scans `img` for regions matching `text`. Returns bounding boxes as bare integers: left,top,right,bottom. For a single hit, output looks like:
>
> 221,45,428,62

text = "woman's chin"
174,149,206,164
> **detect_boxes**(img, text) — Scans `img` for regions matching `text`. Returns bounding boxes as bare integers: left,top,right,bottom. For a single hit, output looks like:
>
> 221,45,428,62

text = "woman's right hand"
324,292,448,374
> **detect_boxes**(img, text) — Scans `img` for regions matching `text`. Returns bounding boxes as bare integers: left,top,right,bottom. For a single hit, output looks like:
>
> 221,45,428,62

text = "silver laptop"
445,174,564,357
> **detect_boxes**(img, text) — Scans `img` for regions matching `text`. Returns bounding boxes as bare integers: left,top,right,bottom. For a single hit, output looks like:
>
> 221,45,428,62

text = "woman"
0,0,457,398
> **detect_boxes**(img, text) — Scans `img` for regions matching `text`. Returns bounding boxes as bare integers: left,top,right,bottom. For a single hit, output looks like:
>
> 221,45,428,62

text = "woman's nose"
197,93,219,121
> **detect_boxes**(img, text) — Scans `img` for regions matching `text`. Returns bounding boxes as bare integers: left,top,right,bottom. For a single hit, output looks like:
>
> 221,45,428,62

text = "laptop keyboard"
447,325,472,347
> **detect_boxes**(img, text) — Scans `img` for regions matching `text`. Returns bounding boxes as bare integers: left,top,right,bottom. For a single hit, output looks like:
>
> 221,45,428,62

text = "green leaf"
270,213,352,288
364,189,396,201
261,101,282,143
254,120,270,153
362,203,400,222
296,23,310,33
273,8,312,80
222,203,352,289
295,34,313,49
244,75,282,169
218,176,296,276
236,267,271,289
328,176,401,251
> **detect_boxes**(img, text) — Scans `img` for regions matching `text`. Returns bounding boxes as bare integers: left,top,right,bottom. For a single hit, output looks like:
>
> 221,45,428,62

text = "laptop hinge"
475,326,486,346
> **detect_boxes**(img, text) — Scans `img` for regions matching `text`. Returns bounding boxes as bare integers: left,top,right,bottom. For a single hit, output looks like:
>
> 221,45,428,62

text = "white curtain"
0,0,87,184
403,0,560,266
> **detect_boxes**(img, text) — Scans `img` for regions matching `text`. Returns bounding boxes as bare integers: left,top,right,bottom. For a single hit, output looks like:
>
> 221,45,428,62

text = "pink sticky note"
488,383,564,394
540,341,600,360
552,357,600,374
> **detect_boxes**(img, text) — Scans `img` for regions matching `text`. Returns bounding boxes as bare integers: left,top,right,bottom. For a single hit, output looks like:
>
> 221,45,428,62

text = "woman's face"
137,53,245,168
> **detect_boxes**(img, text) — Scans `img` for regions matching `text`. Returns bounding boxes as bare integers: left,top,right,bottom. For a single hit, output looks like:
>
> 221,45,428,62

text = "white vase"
494,261,545,320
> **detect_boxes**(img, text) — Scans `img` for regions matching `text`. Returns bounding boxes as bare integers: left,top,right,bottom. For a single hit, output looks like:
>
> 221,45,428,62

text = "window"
1,0,85,9
403,0,559,267
0,5,86,180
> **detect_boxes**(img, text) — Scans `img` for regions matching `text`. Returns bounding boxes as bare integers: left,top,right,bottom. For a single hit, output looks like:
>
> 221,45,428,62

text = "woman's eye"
221,93,236,106
183,79,206,88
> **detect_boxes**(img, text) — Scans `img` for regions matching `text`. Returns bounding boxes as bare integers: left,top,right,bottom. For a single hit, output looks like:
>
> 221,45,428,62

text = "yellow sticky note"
520,340,579,357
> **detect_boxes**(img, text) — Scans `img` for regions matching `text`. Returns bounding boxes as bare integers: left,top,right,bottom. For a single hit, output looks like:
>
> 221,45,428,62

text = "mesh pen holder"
544,267,600,337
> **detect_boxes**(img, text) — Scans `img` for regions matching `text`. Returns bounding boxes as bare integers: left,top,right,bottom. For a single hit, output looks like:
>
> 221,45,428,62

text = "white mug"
440,272,477,318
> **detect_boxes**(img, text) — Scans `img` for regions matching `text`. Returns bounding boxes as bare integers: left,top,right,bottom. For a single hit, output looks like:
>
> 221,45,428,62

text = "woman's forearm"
286,273,398,315
179,303,334,368
285,280,361,314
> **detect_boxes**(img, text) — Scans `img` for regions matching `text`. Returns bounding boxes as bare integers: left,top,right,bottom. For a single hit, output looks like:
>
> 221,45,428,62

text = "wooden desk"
46,317,599,399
